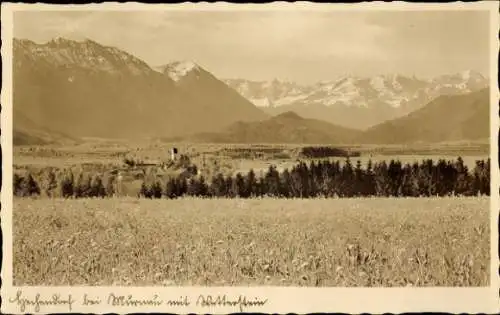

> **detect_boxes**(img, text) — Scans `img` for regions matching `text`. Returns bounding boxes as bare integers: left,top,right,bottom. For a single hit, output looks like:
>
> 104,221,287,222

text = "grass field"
13,197,490,287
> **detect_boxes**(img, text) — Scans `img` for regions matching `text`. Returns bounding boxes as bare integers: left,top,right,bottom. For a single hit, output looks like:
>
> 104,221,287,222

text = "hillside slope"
13,109,79,145
359,88,490,144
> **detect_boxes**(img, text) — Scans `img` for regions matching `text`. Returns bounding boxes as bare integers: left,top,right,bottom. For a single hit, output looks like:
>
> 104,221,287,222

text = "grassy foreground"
13,197,490,286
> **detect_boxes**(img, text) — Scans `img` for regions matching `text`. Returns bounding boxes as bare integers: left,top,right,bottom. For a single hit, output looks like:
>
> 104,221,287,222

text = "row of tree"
141,157,491,198
14,157,491,199
299,146,359,158
13,170,115,198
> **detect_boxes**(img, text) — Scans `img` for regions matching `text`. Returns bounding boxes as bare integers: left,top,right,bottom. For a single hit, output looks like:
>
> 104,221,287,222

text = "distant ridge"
175,111,362,144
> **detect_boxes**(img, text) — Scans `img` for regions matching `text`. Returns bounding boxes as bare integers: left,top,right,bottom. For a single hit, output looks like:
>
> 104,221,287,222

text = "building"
170,147,178,161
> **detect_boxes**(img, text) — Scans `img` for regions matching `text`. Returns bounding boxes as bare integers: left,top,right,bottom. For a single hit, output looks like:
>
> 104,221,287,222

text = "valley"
10,34,493,289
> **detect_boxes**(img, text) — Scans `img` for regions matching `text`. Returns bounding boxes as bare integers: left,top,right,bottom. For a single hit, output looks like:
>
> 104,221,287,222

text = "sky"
13,9,491,84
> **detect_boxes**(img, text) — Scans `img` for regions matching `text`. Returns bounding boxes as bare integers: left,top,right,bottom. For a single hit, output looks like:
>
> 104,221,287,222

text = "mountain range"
224,71,488,129
174,87,489,145
12,37,491,146
13,38,266,142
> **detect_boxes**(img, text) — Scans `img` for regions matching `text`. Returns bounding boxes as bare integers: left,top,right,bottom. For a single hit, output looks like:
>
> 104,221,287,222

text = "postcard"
1,1,499,313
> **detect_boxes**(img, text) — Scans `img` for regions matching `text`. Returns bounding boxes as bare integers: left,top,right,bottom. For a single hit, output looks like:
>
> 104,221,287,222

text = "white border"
2,2,499,314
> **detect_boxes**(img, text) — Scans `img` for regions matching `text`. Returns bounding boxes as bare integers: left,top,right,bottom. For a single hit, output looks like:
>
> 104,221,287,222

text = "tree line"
13,157,490,199
13,169,114,198
142,157,490,198
299,146,360,158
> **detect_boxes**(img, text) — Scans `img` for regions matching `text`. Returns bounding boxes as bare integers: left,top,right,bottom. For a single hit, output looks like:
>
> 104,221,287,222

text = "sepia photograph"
1,1,499,314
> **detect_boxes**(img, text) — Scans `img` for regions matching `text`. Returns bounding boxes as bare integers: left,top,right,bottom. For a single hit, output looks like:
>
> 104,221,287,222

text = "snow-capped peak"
161,60,202,82
459,69,485,82
461,70,472,80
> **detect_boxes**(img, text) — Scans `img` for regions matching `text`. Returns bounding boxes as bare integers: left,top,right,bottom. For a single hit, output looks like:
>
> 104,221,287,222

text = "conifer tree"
472,159,489,196
234,173,247,198
151,180,163,199
264,165,280,197
186,177,206,197
416,159,436,196
341,158,355,197
364,160,376,197
90,174,106,197
245,169,258,197
73,173,84,198
139,181,153,198
80,173,92,198
176,177,188,197
198,176,209,197
13,173,23,197
453,157,468,195
164,177,178,199
59,170,74,198
484,158,491,196
280,169,292,198
19,173,40,197
400,163,415,197
373,161,390,196
228,175,239,198
44,169,58,197
387,160,403,196
354,160,364,197
105,175,116,197
210,173,227,197
290,167,304,198
224,176,234,197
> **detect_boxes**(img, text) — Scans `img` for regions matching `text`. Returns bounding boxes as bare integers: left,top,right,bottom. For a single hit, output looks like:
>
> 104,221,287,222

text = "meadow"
14,140,489,171
13,197,490,287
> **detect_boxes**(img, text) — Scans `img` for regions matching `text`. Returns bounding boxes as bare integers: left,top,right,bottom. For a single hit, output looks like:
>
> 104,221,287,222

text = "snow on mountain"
223,78,315,108
370,75,387,91
157,60,202,82
225,72,488,110
430,70,487,94
225,72,488,130
250,97,273,107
